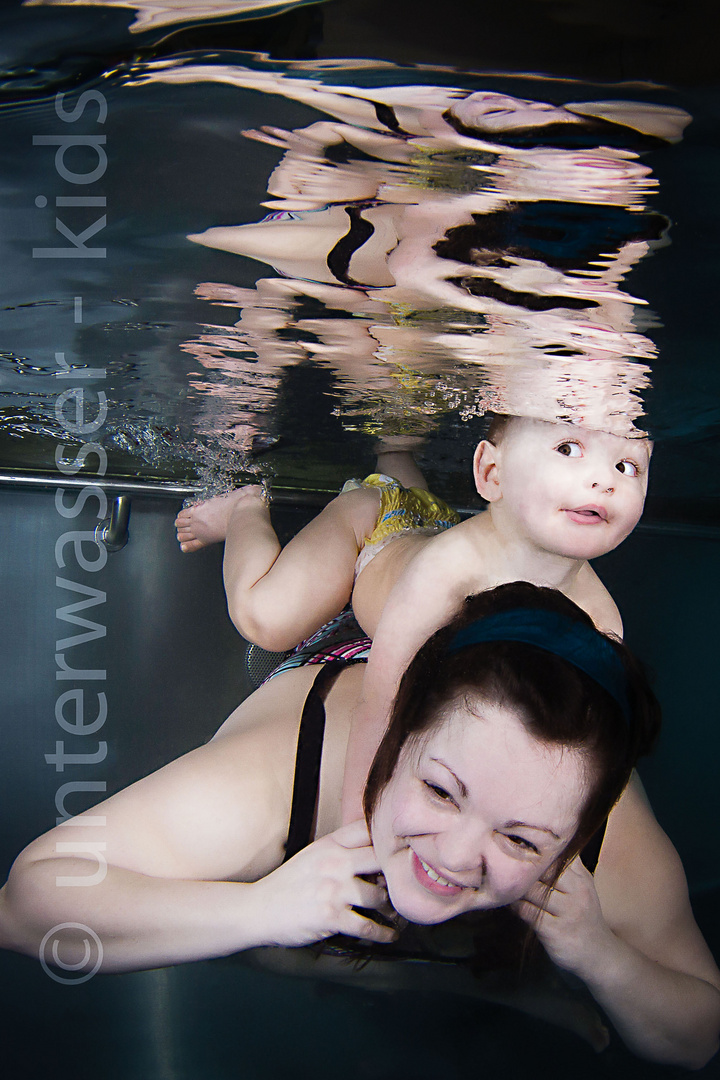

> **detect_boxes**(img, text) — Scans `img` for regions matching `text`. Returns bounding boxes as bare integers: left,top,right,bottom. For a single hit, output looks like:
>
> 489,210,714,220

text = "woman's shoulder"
215,663,360,840
214,663,363,743
44,667,356,888
595,772,676,883
213,665,325,740
595,774,720,990
595,775,698,943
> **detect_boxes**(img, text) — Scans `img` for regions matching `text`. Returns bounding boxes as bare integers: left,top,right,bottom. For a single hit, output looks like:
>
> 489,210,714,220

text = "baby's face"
485,419,651,560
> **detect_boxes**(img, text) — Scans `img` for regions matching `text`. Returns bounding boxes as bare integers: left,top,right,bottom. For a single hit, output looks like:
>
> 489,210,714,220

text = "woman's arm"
0,707,394,973
515,774,720,1068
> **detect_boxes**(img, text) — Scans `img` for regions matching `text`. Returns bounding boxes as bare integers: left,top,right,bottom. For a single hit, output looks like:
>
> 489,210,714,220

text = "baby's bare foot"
175,486,266,553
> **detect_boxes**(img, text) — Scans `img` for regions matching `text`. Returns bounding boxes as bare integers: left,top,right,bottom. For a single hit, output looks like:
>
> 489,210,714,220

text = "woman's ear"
473,440,502,501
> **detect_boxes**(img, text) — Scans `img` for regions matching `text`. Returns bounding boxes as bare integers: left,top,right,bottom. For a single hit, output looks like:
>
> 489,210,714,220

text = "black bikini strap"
579,818,608,873
283,660,351,863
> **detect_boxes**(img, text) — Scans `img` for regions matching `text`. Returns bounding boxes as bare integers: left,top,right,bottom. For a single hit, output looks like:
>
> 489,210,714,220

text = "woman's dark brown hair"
364,581,660,881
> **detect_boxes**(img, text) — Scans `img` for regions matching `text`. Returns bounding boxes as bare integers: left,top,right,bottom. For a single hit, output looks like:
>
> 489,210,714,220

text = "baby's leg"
220,483,381,653
374,436,428,491
175,487,263,553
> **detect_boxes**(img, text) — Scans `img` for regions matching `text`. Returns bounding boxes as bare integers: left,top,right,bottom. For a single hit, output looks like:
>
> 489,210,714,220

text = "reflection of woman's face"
371,695,588,924
450,92,583,134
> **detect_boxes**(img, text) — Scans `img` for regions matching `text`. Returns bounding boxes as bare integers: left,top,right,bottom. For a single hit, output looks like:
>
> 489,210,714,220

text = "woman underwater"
0,582,718,1068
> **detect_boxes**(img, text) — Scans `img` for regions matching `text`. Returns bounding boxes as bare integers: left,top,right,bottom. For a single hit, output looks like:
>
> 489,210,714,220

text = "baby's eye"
556,441,582,458
506,834,539,854
616,459,639,477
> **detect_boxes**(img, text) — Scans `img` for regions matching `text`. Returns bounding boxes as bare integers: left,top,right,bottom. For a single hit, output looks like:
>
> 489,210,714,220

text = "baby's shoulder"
573,562,623,637
429,511,488,550
419,514,494,587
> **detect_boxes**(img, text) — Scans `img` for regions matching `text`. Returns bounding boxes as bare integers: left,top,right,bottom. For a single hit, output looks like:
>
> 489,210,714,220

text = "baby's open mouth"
564,505,608,523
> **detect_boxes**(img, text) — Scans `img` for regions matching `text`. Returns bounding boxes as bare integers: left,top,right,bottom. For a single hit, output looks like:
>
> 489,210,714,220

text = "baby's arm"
575,562,624,638
343,525,480,822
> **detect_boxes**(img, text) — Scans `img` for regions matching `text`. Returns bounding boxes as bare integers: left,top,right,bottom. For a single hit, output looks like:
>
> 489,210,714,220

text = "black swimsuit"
325,201,381,288
283,659,357,862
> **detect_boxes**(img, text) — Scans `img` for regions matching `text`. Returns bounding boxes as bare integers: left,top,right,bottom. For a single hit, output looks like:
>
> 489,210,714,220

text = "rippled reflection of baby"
175,414,652,820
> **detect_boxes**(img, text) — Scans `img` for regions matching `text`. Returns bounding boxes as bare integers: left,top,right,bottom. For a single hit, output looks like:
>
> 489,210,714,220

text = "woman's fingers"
331,818,373,848
512,899,540,925
530,857,590,902
352,877,390,912
260,821,400,947
561,855,594,884
343,843,398,930
330,820,385,876
512,882,567,927
521,880,555,906
341,909,397,943
513,878,569,920
349,849,384,878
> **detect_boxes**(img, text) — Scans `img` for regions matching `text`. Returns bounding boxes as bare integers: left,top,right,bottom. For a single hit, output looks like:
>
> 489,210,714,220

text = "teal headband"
447,608,631,721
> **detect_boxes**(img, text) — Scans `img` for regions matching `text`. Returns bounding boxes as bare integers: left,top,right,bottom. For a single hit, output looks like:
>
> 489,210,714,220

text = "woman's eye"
556,441,582,458
423,781,453,803
616,459,639,477
506,834,539,854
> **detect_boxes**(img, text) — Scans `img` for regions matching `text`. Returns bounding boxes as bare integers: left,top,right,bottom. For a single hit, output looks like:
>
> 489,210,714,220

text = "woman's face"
449,92,584,134
371,694,588,924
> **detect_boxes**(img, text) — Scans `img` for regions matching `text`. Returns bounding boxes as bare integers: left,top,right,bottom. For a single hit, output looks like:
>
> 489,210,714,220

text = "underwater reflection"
132,60,688,444
24,0,323,33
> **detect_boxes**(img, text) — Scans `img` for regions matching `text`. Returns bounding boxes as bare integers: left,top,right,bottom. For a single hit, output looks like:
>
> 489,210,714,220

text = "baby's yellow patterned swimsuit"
342,473,462,576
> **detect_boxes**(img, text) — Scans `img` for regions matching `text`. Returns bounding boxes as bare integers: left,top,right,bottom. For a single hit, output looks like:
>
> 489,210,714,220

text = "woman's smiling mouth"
411,851,472,896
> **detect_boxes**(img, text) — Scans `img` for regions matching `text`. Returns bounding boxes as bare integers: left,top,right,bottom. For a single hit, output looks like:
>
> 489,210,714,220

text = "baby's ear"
473,440,502,501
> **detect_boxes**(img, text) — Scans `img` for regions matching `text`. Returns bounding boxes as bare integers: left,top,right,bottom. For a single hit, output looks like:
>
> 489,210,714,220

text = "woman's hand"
252,820,397,948
513,857,617,980
512,826,720,1069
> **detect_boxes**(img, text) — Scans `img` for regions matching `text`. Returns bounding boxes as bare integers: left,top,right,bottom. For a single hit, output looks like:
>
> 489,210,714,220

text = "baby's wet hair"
482,412,653,449
483,412,513,445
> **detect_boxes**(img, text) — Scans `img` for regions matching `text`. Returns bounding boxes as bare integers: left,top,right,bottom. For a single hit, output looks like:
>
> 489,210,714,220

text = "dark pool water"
0,0,718,506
